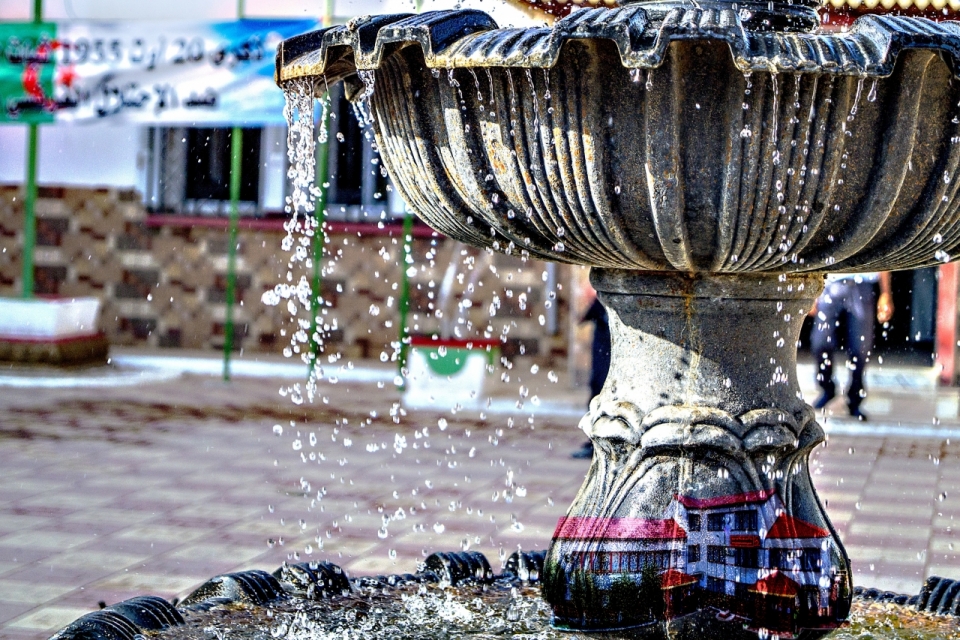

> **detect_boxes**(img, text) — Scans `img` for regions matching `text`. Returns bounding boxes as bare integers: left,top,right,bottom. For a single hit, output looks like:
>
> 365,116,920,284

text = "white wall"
0,124,144,189
0,0,538,191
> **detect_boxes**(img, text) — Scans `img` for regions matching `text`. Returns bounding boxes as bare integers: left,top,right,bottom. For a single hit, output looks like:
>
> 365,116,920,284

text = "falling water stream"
263,77,551,570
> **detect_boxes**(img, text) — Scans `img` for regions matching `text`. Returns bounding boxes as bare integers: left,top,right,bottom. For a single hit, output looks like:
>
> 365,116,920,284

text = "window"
733,510,758,531
642,550,672,571
801,550,822,572
145,85,396,220
770,548,789,570
688,545,701,563
324,85,391,221
734,581,750,599
771,548,820,571
688,514,701,531
330,90,364,206
564,549,681,575
185,127,261,202
707,576,725,593
147,125,267,215
707,545,726,564
732,548,759,569
707,513,726,531
570,552,588,570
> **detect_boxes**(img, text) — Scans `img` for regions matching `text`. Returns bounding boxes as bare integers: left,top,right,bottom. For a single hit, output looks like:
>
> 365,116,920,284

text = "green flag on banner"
0,23,58,124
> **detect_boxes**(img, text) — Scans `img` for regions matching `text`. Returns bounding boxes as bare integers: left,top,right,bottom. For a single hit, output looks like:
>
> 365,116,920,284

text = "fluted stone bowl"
277,5,960,274
276,5,960,637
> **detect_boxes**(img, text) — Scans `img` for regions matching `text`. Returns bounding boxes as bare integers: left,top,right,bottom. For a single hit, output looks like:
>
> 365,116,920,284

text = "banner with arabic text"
0,20,320,125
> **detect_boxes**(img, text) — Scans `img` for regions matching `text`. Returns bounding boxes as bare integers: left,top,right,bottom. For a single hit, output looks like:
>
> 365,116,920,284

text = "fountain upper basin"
276,5,960,274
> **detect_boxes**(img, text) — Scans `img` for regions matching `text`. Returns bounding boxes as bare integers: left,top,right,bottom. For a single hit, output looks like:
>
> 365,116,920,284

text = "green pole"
223,127,243,380
307,0,335,379
223,0,246,381
21,125,38,299
22,0,43,298
396,211,414,382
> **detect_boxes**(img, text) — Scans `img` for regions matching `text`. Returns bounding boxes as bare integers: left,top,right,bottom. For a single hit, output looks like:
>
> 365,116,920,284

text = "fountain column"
544,271,851,635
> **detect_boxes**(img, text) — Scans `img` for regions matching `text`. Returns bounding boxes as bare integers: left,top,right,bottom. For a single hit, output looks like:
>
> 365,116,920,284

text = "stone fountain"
277,3,960,638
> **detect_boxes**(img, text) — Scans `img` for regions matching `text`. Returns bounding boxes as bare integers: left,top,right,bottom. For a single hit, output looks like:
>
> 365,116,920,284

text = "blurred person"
571,295,611,459
810,272,893,421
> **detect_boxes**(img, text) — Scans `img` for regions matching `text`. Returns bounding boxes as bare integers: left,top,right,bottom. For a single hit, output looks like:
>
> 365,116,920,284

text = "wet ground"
2,349,960,639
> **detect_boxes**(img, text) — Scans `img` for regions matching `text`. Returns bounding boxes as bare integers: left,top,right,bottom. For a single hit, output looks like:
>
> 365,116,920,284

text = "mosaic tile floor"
1,354,959,639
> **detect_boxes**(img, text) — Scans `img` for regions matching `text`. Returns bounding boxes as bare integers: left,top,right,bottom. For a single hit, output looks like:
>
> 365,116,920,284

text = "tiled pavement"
1,353,960,639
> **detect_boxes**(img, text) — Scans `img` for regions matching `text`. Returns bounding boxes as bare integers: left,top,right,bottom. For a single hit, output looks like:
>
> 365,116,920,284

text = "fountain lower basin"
88,577,960,640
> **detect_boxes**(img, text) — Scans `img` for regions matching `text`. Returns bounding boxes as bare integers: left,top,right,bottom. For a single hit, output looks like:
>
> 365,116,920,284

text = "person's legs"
845,281,877,419
574,306,610,459
811,283,842,408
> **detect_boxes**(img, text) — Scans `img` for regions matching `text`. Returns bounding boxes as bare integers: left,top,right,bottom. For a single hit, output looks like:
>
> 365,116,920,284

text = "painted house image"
552,489,848,634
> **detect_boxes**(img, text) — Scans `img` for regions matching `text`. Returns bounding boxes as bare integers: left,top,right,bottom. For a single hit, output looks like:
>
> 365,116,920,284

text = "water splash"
525,68,540,131
352,69,376,126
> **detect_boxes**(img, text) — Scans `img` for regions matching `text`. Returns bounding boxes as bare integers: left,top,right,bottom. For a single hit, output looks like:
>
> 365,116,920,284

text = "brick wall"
0,185,572,364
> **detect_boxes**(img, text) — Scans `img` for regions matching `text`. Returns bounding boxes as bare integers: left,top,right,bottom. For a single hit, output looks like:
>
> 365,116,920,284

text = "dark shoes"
571,441,594,459
814,388,868,421
849,405,868,421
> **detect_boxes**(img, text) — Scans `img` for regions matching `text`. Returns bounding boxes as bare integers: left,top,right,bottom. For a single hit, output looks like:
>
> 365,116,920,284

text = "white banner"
1,20,320,125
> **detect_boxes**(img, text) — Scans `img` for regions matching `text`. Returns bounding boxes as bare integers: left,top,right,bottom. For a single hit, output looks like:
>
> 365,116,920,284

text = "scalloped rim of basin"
275,6,960,88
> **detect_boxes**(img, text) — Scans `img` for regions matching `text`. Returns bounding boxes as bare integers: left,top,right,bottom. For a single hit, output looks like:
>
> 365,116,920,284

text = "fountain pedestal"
544,271,850,634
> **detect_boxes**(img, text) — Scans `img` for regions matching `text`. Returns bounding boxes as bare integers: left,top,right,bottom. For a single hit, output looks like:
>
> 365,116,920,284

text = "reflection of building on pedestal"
401,336,499,410
553,489,845,633
0,297,108,364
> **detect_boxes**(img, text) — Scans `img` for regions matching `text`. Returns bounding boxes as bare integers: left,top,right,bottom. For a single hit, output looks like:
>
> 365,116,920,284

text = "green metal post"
396,211,414,381
223,127,243,381
21,0,43,298
21,125,38,299
223,0,245,380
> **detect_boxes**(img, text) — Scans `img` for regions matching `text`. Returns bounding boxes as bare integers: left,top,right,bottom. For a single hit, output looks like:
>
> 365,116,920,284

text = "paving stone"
5,605,99,632
0,531,97,552
0,601,39,626
1,361,959,639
